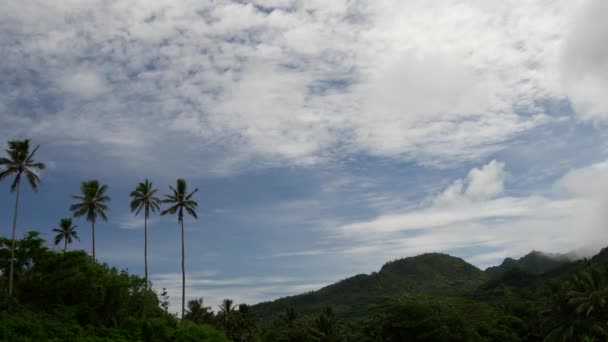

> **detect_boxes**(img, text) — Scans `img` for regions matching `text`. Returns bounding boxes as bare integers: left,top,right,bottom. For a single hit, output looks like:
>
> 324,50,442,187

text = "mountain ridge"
252,250,578,320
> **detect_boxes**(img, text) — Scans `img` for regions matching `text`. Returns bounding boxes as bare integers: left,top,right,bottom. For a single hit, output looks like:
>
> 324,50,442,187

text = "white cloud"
560,0,608,120
61,71,107,98
0,0,594,176
118,215,159,230
329,159,608,268
463,160,506,200
150,272,329,312
557,160,608,197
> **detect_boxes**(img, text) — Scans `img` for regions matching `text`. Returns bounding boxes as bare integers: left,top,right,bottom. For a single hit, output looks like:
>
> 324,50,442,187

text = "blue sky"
2,0,608,312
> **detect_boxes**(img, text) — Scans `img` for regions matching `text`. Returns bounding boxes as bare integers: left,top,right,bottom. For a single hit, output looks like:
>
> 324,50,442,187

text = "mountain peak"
486,250,574,276
253,252,487,320
380,253,482,277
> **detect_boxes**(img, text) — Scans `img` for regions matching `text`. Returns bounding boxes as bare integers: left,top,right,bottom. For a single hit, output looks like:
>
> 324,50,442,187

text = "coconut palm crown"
161,178,198,222
70,180,110,261
52,218,79,252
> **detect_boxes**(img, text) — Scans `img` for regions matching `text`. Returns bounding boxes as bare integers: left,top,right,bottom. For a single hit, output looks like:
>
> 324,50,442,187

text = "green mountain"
253,253,488,320
253,251,578,321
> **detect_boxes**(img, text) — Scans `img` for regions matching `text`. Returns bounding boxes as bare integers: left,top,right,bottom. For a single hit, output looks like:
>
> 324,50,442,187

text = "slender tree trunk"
91,218,96,262
142,212,150,321
144,214,148,287
64,238,67,252
181,219,186,326
8,178,21,296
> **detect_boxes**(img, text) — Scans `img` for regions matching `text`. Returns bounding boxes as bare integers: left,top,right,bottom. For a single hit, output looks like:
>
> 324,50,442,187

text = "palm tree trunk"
181,219,186,326
8,178,21,296
91,219,96,262
144,214,148,286
64,238,67,252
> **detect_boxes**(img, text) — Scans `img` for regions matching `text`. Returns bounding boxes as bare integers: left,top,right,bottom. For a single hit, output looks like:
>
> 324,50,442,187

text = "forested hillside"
253,253,490,319
3,230,608,341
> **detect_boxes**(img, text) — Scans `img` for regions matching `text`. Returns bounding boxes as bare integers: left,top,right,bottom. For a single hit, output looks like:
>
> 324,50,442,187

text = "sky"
1,0,608,313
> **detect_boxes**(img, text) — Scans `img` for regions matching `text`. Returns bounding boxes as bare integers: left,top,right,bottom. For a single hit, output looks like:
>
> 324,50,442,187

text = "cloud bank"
1,1,605,176
327,159,608,268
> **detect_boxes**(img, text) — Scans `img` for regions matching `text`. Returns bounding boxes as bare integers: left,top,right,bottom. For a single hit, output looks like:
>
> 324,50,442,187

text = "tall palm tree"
0,139,45,296
52,218,79,252
161,178,198,323
129,179,161,285
70,180,110,261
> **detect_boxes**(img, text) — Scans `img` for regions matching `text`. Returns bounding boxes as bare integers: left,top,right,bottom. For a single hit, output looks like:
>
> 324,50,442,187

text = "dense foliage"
254,251,608,342
0,232,227,341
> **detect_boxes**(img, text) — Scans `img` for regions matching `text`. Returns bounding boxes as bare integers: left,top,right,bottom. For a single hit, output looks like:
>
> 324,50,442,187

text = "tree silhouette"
0,139,45,295
185,297,213,324
70,180,110,261
129,179,160,285
52,218,79,252
161,178,198,324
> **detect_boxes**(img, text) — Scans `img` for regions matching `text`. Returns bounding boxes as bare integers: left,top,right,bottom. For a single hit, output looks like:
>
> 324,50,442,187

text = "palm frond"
185,207,198,219
25,170,40,191
98,184,109,195
161,204,180,216
10,173,21,192
98,210,109,222
0,168,14,181
29,162,45,170
176,178,187,193
186,188,199,200
25,142,38,161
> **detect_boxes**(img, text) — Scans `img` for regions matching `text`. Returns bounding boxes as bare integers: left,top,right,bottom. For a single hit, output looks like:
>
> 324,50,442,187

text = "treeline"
0,232,380,341
0,232,225,341
3,231,608,341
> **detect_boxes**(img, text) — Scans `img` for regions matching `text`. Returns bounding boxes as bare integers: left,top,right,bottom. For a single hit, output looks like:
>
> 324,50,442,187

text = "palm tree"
219,298,239,339
219,298,238,316
567,267,608,317
541,267,608,341
0,139,45,296
161,178,198,323
70,180,110,261
52,218,79,252
185,297,213,324
129,179,160,285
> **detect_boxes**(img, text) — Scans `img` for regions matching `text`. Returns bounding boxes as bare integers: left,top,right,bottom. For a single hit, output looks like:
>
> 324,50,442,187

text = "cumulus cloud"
435,160,507,204
328,159,608,269
0,0,595,176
